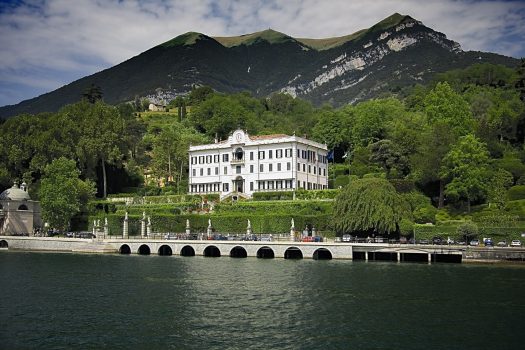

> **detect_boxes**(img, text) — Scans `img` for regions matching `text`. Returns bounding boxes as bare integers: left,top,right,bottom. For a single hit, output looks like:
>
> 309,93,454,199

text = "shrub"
413,205,438,224
456,221,479,237
399,218,414,237
508,185,525,201
389,179,416,193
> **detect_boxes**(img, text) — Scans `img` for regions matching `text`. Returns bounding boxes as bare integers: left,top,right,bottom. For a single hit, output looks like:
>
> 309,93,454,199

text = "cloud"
0,0,524,106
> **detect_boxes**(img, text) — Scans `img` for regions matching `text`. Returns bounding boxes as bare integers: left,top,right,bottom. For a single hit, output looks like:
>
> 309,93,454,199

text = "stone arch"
158,245,173,256
17,204,28,211
284,247,303,259
119,244,131,254
138,244,151,255
257,246,275,259
204,245,221,257
230,246,247,258
313,248,332,260
180,245,195,257
0,240,8,248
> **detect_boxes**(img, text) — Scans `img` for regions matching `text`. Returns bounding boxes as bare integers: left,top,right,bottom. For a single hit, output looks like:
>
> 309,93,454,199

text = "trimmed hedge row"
90,212,333,235
252,189,339,201
414,224,525,241
214,200,333,215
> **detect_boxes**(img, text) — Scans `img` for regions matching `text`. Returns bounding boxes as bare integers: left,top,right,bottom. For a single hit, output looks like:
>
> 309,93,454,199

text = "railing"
230,158,244,165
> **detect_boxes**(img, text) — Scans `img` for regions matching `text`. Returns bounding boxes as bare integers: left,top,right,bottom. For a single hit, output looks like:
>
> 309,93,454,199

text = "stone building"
188,129,328,199
0,182,41,235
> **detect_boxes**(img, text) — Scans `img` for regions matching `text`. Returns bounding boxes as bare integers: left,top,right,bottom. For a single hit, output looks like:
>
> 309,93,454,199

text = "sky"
0,0,524,107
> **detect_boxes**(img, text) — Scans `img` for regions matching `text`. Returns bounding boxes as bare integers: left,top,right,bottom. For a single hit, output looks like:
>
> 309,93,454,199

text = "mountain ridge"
0,13,518,118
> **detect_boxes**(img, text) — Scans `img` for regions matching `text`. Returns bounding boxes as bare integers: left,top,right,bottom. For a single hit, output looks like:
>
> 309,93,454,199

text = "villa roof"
249,134,289,141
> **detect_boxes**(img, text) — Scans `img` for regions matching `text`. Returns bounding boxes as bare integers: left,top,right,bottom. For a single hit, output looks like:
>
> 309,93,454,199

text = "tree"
423,82,474,136
63,101,127,198
440,134,490,212
39,157,95,231
486,169,513,209
368,139,409,178
82,84,103,104
333,178,408,235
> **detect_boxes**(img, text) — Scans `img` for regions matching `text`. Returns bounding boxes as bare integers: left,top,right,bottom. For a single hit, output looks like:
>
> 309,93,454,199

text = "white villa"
188,129,328,199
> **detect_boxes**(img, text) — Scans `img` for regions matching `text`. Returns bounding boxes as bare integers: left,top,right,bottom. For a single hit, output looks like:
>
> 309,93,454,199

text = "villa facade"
188,129,328,199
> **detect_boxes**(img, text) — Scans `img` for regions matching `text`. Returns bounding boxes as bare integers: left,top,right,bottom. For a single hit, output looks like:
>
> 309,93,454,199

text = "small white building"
188,129,328,199
0,182,41,235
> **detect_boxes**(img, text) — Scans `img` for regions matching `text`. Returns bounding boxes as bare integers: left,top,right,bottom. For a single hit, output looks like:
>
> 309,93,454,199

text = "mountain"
0,13,518,118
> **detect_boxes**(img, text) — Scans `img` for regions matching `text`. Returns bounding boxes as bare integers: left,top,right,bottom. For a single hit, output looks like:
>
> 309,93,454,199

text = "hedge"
252,189,339,201
508,186,525,201
414,224,525,241
89,212,334,235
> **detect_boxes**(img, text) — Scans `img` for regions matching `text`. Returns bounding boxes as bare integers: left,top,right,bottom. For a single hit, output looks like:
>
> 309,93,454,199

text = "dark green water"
1,252,524,349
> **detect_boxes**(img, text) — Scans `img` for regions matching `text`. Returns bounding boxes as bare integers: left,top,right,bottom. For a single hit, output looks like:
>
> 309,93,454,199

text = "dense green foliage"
1,61,525,235
333,178,408,235
39,157,95,231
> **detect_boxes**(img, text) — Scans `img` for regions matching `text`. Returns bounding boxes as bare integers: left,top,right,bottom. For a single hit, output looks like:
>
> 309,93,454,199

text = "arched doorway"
204,245,221,257
257,246,275,259
158,245,173,256
313,248,332,260
0,240,8,248
138,244,151,255
284,247,303,259
17,204,28,210
119,244,131,254
233,176,244,193
180,245,195,257
230,246,247,258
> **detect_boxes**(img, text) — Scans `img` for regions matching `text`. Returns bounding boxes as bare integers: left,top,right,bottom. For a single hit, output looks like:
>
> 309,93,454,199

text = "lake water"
1,252,524,349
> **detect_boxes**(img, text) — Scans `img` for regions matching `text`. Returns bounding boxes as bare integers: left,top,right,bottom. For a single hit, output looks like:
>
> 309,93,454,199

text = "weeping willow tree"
333,178,408,235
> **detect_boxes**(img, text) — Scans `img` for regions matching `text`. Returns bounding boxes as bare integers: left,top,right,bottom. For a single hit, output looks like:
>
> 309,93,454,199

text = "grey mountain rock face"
0,13,517,118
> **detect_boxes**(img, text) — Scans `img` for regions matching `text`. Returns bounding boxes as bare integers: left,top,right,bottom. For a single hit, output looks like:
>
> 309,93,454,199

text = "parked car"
510,240,522,247
446,237,455,245
483,238,494,247
419,239,429,245
497,240,507,247
469,239,480,246
342,234,352,242
432,237,443,245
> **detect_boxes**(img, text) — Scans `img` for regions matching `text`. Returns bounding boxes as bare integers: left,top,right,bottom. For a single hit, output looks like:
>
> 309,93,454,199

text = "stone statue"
291,218,295,228
247,219,251,229
186,219,190,229
208,219,212,228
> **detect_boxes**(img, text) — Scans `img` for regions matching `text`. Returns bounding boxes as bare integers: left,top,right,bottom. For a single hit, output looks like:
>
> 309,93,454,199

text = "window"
323,168,326,176
313,166,316,175
224,167,227,175
308,165,311,173
297,162,300,171
222,154,229,162
259,151,265,160
200,168,203,176
250,165,254,173
206,155,211,164
318,167,321,175
269,164,273,172
223,183,229,192
214,155,219,163
250,182,254,191
286,148,292,157
192,169,196,177
276,149,282,158
269,150,273,159
215,167,219,175
303,164,306,172
250,152,254,160
297,149,300,157
207,168,211,175
236,166,241,174
297,180,301,188
277,163,281,171
302,150,307,159
269,181,274,189
199,156,204,164
260,164,264,172
287,162,291,171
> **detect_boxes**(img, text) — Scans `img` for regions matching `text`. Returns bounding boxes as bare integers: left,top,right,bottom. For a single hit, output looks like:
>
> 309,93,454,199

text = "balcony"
230,158,244,165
